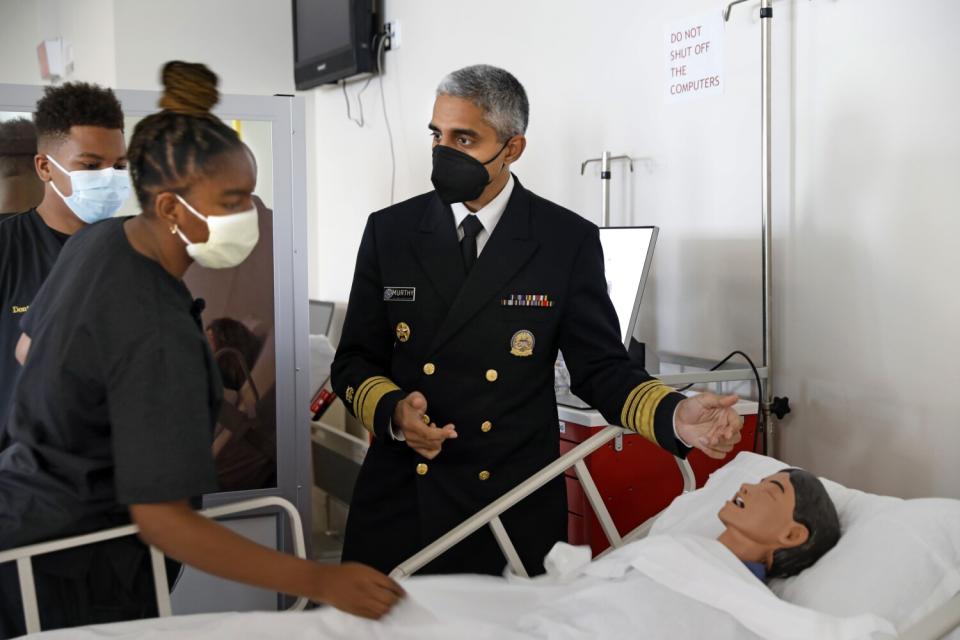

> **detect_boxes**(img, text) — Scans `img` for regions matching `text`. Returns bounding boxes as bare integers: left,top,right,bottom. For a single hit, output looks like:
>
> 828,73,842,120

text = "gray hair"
436,65,529,141
768,468,841,578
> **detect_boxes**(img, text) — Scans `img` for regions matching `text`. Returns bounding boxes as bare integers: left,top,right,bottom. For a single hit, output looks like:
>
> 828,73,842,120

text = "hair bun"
159,61,220,117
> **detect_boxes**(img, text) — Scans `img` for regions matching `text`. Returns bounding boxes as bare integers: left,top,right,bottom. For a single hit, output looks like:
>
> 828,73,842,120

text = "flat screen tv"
292,0,377,89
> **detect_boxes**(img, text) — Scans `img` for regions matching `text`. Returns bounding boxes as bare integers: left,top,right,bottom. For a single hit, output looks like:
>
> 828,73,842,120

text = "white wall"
0,0,45,85
111,0,294,96
0,0,115,86
47,0,117,87
780,0,960,498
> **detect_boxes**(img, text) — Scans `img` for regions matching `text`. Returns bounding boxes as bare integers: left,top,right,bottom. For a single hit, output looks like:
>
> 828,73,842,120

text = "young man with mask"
0,118,44,219
332,65,745,577
0,83,128,438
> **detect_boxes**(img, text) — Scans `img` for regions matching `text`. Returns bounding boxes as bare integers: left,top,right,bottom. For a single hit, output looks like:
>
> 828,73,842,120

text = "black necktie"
460,214,484,273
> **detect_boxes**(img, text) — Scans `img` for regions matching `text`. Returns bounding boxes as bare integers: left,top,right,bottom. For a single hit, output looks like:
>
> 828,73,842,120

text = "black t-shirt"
0,210,70,438
0,217,221,549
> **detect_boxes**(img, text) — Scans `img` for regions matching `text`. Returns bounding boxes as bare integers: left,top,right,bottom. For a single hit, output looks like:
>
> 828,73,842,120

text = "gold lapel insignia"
345,386,355,403
510,330,535,357
396,322,411,343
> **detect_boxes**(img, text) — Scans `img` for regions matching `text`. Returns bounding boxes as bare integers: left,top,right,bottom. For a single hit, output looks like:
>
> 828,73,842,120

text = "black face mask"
430,141,509,205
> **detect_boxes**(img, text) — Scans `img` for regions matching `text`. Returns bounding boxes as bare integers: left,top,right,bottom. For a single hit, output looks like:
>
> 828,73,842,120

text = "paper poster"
665,12,725,103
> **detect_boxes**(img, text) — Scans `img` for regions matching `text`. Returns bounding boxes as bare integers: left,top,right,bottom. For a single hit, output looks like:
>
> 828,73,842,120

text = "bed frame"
3,430,957,639
0,496,309,635
388,426,693,579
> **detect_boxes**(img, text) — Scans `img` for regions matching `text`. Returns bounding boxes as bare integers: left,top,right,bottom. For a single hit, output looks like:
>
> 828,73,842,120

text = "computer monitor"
598,226,659,348
556,226,659,409
309,300,335,336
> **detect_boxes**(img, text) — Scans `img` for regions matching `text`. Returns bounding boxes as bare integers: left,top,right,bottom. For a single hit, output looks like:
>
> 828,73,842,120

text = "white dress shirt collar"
451,173,515,240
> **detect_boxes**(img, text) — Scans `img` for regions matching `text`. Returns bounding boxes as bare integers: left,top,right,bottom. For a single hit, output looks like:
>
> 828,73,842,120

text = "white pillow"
650,452,960,631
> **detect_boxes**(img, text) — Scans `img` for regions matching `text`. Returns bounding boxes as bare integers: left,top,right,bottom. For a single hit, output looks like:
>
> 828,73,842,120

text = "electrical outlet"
384,20,401,50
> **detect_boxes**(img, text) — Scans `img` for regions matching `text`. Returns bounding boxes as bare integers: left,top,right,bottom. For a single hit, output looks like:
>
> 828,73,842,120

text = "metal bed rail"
0,496,309,635
390,425,696,579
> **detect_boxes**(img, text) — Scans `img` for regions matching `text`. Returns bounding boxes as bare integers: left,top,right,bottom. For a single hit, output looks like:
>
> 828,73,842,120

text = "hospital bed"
6,426,960,639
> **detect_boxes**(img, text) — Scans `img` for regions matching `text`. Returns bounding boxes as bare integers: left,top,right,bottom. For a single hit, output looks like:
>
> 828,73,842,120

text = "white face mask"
175,194,259,269
47,154,131,224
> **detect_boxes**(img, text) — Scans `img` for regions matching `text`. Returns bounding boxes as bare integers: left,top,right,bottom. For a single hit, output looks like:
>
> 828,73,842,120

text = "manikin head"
717,468,841,578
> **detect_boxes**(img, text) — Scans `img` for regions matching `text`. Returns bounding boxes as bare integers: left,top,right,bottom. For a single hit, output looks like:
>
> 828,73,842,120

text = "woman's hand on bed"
675,393,743,460
393,391,457,459
317,563,406,619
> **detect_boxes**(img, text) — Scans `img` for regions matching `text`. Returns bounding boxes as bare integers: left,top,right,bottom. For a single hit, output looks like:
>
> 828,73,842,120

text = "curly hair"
127,61,244,210
0,118,38,178
33,82,124,147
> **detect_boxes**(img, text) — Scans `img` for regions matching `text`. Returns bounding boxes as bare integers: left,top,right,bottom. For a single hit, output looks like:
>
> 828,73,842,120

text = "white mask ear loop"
46,154,69,174
49,180,69,201
45,155,71,199
174,194,208,246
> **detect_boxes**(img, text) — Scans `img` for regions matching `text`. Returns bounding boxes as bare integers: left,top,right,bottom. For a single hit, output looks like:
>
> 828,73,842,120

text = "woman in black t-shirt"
0,62,403,636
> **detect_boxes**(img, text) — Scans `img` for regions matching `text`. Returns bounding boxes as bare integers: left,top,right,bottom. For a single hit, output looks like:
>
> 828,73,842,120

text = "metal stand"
389,426,695,579
725,0,776,456
580,151,638,227
0,497,309,635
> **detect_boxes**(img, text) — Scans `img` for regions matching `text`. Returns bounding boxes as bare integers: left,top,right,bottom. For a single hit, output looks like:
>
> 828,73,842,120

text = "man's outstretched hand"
675,393,743,460
393,391,457,459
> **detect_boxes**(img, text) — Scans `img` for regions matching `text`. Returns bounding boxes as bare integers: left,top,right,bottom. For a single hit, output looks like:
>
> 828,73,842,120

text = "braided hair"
127,61,244,211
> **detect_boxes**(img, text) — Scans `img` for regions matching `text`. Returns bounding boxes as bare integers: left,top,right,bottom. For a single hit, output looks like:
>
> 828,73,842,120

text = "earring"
170,224,178,235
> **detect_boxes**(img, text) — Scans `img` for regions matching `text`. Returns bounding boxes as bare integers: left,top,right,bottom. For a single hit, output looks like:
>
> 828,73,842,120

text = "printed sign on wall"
665,12,725,103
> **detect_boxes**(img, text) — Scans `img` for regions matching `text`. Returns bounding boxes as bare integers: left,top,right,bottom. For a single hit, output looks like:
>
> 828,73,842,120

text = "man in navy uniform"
332,65,743,576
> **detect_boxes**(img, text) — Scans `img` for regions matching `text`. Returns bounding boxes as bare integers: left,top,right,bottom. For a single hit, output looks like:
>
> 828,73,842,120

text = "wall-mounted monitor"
292,0,378,89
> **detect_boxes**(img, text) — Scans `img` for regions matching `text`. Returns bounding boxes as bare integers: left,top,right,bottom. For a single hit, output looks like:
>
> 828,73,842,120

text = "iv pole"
580,151,636,227
725,0,780,456
576,8,785,454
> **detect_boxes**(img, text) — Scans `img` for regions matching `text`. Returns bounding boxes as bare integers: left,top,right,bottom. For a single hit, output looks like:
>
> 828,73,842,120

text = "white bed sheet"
26,535,896,640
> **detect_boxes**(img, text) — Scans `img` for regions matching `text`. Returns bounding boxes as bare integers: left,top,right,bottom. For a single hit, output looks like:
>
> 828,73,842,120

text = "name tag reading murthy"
383,287,416,302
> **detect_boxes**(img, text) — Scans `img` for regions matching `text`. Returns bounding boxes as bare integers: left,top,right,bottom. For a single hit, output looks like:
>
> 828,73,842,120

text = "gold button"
423,414,431,425
485,369,498,382
478,470,491,481
481,421,493,433
423,363,436,376
416,463,429,476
